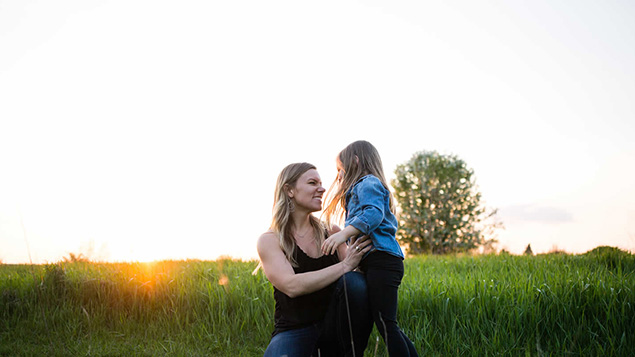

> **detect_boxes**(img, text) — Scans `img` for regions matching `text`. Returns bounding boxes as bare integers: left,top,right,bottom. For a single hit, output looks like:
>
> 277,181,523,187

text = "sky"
1,0,634,264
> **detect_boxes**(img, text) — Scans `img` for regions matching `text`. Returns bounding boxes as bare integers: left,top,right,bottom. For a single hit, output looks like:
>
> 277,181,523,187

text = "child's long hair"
271,162,325,267
323,140,395,227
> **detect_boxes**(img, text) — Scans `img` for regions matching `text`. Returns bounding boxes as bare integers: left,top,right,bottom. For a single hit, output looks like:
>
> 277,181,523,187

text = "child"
322,140,418,356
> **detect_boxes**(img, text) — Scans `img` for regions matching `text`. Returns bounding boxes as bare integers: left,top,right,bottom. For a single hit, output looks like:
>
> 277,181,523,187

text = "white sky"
1,0,634,263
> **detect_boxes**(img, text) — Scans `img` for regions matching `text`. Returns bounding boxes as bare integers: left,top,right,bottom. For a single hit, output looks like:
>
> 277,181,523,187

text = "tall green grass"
1,259,273,356
1,247,633,356
398,247,634,356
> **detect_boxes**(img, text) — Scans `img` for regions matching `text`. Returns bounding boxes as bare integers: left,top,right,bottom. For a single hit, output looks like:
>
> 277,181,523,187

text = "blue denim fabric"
345,175,404,259
320,271,372,356
263,324,320,357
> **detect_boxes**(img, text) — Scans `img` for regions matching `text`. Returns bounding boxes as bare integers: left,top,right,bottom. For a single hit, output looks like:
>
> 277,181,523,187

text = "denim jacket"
345,175,404,259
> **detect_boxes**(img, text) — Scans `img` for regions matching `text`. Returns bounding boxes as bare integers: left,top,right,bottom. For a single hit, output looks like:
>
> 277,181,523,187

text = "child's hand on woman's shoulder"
321,231,348,255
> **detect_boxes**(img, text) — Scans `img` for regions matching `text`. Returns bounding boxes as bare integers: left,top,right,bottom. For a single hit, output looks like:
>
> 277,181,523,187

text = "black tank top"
272,246,339,336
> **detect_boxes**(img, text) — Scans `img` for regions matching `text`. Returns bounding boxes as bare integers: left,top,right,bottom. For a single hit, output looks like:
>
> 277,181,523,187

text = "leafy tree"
392,151,502,254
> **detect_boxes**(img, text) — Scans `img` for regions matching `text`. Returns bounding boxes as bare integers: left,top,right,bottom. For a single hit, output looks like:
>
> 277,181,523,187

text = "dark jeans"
264,271,373,357
361,251,418,356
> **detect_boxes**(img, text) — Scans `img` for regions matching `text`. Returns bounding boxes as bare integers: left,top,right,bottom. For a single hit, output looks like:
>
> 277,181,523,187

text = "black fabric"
264,271,373,357
272,246,339,336
360,251,418,356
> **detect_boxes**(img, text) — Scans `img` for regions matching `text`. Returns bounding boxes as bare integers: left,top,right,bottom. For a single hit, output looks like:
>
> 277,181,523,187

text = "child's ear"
354,155,359,165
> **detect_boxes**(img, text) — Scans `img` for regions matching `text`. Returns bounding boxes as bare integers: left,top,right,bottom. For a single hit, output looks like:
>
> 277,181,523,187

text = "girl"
322,140,418,356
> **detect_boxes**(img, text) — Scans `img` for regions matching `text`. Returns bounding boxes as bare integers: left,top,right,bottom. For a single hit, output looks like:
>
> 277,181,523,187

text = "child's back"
344,174,404,259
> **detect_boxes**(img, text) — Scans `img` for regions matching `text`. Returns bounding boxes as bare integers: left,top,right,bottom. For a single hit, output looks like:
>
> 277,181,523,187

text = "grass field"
1,247,633,356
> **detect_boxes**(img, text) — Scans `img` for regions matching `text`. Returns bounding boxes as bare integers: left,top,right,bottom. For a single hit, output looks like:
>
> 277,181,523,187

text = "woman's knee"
264,326,319,356
339,271,368,302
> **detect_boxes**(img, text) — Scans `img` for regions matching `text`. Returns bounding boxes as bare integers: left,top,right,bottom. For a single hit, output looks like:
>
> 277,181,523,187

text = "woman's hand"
341,236,372,271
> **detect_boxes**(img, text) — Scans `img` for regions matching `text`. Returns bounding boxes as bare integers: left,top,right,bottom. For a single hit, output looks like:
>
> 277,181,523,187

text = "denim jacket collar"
345,174,374,201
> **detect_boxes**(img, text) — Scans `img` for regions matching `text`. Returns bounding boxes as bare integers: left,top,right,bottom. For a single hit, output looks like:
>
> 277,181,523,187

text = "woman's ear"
354,155,359,165
284,184,294,198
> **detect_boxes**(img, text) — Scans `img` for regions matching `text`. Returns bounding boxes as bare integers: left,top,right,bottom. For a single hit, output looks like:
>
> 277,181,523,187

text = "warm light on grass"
1,248,633,356
218,274,229,286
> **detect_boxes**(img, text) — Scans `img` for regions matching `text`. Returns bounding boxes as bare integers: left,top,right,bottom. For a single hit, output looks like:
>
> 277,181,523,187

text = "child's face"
336,158,345,183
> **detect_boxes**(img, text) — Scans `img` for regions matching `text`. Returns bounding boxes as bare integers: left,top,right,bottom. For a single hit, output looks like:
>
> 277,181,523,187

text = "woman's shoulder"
257,230,283,260
325,223,341,237
259,229,276,238
258,230,278,246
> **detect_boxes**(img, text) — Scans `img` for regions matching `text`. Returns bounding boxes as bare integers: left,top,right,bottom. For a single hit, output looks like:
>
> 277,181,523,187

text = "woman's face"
289,169,325,213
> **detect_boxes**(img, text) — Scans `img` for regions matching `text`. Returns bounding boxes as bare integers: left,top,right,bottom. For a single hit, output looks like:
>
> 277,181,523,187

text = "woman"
257,162,373,356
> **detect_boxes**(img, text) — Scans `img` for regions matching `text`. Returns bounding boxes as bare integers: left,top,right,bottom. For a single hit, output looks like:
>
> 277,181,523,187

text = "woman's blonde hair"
323,140,395,227
271,162,325,267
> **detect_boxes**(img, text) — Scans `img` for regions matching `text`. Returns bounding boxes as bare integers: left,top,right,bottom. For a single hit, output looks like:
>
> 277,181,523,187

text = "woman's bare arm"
257,231,370,298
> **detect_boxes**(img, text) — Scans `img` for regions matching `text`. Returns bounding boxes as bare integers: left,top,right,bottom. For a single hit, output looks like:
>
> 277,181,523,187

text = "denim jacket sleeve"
345,176,388,235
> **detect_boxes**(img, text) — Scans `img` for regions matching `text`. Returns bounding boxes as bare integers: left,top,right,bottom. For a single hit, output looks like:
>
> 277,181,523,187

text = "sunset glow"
1,0,634,264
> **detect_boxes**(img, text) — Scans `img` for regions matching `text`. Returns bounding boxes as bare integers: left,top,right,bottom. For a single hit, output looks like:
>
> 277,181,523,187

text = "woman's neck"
290,214,321,257
290,213,313,238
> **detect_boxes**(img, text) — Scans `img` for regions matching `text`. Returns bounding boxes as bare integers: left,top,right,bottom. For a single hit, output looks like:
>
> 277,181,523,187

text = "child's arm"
346,176,387,236
322,224,361,256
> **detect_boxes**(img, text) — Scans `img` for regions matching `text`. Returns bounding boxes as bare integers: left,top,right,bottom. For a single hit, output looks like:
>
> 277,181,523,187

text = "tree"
392,151,502,254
